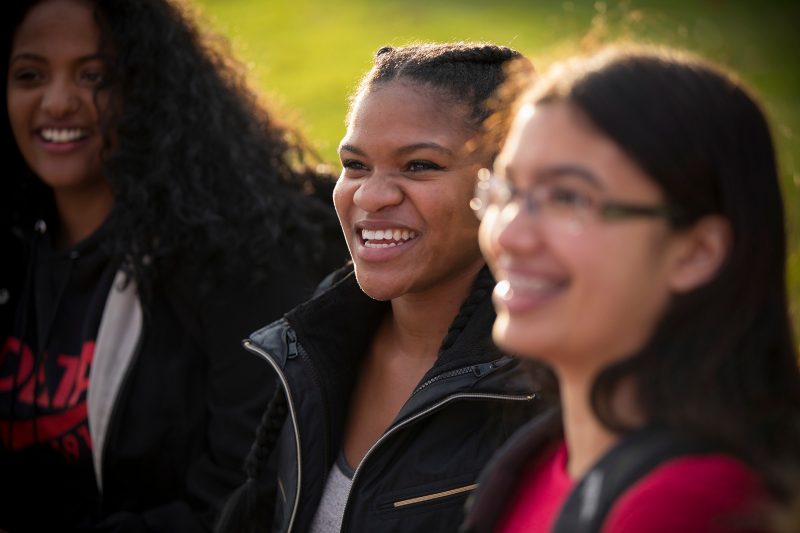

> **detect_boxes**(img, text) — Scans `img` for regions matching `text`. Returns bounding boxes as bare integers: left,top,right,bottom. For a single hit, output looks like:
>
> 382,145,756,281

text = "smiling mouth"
38,128,90,144
496,273,568,301
360,228,419,249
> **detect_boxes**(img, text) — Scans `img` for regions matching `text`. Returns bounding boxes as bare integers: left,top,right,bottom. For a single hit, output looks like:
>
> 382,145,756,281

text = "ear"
667,215,732,293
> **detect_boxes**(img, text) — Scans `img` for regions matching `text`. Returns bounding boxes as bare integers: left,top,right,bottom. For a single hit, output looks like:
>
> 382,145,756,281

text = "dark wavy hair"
2,0,343,294
216,42,530,533
511,45,800,498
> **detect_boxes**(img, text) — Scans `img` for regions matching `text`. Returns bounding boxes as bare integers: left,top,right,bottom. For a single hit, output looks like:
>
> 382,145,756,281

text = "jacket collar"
282,264,513,393
248,264,540,439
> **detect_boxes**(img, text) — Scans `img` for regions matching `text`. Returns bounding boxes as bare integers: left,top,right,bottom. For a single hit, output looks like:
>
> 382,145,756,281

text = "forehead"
12,0,100,56
498,103,621,173
497,102,664,197
343,81,473,151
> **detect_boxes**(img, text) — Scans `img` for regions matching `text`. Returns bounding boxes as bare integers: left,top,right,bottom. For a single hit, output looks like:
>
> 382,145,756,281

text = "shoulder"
148,259,326,349
603,454,768,533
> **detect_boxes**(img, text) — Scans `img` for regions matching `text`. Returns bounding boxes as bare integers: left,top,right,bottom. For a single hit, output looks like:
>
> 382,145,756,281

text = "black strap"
461,407,563,533
553,427,714,533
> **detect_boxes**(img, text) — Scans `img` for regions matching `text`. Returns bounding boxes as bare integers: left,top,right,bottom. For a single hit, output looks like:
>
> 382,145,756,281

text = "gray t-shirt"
309,452,355,533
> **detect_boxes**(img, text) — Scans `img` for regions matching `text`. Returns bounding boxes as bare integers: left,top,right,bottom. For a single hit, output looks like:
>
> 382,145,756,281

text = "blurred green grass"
193,0,800,339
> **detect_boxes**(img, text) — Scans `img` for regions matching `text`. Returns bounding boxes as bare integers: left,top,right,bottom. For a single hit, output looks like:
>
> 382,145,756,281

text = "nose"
352,172,403,213
41,77,81,119
489,202,545,257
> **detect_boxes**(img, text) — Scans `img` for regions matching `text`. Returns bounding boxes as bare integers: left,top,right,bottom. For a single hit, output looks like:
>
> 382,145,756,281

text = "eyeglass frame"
470,168,685,229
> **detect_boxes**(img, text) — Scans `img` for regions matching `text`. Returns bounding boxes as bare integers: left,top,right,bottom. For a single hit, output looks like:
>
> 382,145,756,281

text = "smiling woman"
6,0,112,247
218,43,549,533
335,79,486,301
0,0,345,532
463,46,800,533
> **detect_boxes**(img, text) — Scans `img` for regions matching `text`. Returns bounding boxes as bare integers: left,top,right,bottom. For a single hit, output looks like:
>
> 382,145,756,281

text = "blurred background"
194,0,800,337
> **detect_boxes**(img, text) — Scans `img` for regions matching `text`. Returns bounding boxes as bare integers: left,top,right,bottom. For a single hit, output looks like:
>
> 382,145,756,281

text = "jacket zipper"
287,329,332,481
339,390,536,531
411,360,500,396
242,339,303,533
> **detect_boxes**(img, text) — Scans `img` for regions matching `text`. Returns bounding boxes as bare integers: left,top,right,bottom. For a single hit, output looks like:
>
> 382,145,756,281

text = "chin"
353,268,402,302
491,313,549,361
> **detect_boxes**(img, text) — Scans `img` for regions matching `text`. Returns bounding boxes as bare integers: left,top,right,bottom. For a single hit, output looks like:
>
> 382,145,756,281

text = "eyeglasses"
470,168,683,233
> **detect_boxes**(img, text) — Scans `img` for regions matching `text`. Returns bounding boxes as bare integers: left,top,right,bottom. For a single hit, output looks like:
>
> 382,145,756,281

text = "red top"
497,439,767,533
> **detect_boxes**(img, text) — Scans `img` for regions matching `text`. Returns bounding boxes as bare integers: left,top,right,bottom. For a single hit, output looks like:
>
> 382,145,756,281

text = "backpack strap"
553,427,714,533
461,407,563,533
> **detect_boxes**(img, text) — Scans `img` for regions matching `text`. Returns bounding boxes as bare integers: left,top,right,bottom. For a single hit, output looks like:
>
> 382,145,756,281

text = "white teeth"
496,280,513,300
40,128,88,143
506,274,559,293
496,276,560,302
360,227,419,247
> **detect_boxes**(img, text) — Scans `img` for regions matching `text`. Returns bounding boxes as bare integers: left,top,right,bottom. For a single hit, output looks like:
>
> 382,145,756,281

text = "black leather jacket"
244,266,546,533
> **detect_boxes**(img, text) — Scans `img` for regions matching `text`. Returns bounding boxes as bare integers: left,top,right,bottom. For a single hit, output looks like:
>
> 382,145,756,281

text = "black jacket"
243,266,546,533
0,221,332,533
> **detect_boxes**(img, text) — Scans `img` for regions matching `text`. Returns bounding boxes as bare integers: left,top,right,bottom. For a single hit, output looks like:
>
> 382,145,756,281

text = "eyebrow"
395,142,454,157
538,165,601,188
338,143,366,157
9,52,107,65
500,163,602,189
338,142,454,158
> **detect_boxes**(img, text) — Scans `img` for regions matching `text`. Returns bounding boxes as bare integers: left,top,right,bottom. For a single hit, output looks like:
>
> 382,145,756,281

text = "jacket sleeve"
89,264,320,533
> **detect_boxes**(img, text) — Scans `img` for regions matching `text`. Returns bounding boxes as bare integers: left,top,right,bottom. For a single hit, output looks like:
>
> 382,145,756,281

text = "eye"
341,158,369,177
11,68,44,85
80,68,107,86
342,159,367,170
405,160,444,172
544,185,594,210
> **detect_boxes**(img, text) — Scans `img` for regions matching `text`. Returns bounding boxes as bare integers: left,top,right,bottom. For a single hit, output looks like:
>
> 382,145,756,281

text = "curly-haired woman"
0,0,345,531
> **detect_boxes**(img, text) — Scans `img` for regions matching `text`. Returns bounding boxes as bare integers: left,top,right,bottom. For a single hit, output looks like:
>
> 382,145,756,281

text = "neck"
386,261,485,361
53,181,114,250
557,366,619,480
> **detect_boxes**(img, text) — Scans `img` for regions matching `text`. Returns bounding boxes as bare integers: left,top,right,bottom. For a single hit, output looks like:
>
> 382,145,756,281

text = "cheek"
94,89,110,113
93,91,112,134
437,191,480,253
6,90,29,139
571,232,672,336
478,209,501,266
332,178,354,225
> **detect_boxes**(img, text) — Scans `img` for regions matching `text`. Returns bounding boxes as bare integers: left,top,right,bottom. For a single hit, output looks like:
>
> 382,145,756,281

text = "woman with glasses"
463,46,800,532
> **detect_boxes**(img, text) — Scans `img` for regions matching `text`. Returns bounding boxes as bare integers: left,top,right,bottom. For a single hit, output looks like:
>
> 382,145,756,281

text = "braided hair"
216,43,530,533
216,385,287,533
352,42,532,128
438,265,495,355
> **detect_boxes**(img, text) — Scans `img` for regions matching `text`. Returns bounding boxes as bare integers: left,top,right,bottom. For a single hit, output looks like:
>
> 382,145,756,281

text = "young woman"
217,43,547,533
464,46,800,532
1,0,344,531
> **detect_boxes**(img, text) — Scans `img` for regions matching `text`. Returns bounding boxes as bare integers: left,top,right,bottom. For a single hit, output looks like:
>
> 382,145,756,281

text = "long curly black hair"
2,0,344,294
